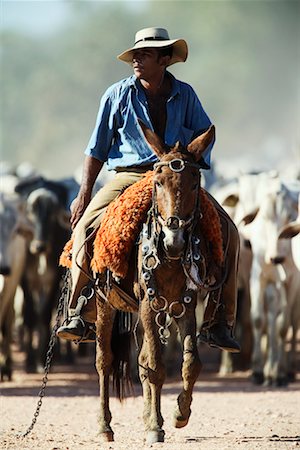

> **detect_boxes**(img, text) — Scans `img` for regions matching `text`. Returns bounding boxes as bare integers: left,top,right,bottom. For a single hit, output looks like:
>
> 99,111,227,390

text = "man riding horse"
56,27,240,353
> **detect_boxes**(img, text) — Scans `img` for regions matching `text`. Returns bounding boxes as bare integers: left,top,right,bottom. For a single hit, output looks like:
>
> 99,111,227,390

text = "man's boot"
57,316,96,343
198,315,241,353
56,285,96,343
198,201,241,353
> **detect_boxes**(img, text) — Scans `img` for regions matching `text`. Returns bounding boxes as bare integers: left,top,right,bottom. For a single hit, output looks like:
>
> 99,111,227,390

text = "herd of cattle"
213,170,300,385
0,162,299,386
0,170,80,378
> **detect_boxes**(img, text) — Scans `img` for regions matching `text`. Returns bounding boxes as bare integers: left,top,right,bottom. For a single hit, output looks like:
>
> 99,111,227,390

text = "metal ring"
169,159,185,172
155,312,172,328
77,295,88,307
158,330,168,345
150,295,168,313
80,285,94,299
169,301,186,319
143,253,160,270
159,326,171,340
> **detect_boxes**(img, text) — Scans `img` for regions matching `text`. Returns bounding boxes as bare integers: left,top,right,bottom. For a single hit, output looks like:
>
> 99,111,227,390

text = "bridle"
139,155,214,344
136,152,228,345
152,158,202,236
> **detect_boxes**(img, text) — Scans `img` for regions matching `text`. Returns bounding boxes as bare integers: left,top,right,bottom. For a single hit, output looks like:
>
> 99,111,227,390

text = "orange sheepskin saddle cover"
59,171,224,278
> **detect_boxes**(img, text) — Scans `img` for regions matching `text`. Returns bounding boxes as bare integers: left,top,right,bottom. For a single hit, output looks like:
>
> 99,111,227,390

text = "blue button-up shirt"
85,72,214,170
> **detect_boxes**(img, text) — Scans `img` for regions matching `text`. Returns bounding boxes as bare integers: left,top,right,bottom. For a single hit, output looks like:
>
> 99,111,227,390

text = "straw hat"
117,27,188,66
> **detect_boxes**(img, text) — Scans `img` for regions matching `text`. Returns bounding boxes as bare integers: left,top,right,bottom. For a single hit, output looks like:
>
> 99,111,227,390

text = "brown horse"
95,123,216,444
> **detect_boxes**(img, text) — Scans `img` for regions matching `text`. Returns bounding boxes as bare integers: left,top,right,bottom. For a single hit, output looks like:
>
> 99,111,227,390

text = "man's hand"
70,191,92,230
70,155,104,230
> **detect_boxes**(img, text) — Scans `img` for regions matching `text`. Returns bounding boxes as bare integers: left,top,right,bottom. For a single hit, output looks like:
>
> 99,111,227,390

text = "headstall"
140,157,215,344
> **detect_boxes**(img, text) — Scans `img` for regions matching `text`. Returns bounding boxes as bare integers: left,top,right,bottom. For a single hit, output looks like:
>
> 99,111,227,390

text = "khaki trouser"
69,171,239,327
70,169,148,322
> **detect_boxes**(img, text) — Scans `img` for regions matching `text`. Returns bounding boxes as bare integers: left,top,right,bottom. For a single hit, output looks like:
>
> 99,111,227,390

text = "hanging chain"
17,269,71,439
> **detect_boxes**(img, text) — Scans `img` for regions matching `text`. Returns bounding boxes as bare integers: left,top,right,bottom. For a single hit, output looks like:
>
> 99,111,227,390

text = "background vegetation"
1,0,299,179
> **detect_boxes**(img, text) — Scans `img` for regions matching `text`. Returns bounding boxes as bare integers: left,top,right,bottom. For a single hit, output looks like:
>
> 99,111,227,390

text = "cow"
278,194,300,270
0,191,32,380
215,171,297,376
15,176,79,372
278,194,300,379
213,177,254,374
240,175,300,385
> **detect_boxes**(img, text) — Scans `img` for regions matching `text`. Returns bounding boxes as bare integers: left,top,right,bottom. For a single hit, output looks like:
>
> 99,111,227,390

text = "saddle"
59,172,225,313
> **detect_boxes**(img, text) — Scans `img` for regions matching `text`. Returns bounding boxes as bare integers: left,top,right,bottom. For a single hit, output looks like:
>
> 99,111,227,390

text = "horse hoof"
99,431,114,442
146,429,165,444
287,371,296,383
0,367,12,382
174,407,191,428
274,377,289,387
251,372,264,385
174,417,189,428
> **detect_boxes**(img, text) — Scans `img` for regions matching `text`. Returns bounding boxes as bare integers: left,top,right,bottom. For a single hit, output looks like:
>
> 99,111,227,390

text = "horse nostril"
166,217,180,230
271,256,285,265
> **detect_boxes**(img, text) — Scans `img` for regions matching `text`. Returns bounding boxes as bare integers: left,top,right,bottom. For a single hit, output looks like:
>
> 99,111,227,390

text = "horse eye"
156,181,163,189
192,183,198,190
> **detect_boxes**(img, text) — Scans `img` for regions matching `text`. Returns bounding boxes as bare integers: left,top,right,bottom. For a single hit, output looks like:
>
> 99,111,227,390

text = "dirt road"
1,351,300,450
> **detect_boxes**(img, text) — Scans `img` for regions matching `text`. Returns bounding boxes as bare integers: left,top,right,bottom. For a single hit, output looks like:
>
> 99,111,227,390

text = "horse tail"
111,311,133,402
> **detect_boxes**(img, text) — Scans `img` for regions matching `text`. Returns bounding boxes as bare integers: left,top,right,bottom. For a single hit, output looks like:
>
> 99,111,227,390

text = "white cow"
216,172,300,380
241,176,300,385
0,192,32,380
214,177,254,374
278,194,300,270
278,194,300,378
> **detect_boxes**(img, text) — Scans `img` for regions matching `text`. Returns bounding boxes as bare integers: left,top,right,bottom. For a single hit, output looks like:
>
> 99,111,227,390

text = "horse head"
139,121,215,260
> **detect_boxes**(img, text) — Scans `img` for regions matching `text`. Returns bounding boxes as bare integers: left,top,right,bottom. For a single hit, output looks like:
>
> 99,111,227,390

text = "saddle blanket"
59,171,224,278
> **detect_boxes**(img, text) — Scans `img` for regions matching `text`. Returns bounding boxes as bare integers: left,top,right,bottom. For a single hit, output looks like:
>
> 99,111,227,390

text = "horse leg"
174,307,202,428
140,300,165,444
95,301,115,442
138,336,152,429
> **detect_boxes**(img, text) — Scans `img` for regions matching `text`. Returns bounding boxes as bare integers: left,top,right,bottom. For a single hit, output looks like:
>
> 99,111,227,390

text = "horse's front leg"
140,299,165,444
174,303,202,428
95,300,115,442
138,336,152,429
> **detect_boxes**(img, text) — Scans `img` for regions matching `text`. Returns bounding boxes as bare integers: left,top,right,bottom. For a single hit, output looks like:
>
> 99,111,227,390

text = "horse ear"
138,119,166,158
187,125,215,161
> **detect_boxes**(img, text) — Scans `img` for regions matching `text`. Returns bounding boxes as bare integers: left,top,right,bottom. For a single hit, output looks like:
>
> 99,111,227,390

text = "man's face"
132,48,165,80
